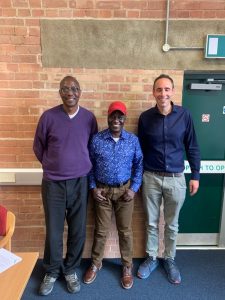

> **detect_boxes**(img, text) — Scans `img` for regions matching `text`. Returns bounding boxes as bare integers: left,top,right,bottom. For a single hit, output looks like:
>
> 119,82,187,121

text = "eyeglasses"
108,115,126,122
60,86,81,94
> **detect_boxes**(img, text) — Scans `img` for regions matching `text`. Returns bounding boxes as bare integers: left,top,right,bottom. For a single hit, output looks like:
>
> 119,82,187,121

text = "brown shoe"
83,263,102,284
121,265,133,289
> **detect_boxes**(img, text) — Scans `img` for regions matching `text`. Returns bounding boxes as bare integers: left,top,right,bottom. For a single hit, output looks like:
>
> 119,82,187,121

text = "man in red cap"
83,101,143,289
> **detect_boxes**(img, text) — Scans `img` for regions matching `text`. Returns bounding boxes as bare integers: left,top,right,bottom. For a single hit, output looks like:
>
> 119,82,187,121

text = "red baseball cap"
108,101,127,116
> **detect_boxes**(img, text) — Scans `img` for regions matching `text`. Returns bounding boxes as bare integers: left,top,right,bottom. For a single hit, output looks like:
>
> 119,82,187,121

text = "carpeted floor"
22,250,225,300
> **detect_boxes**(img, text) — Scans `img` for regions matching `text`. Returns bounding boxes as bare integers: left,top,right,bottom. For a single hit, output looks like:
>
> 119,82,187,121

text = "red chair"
0,206,16,251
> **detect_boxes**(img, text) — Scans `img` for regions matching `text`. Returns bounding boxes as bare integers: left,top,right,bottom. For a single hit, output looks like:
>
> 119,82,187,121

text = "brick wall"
0,0,224,258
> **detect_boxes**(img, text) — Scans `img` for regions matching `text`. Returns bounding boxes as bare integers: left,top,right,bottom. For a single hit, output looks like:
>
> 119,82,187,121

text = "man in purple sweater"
33,76,98,296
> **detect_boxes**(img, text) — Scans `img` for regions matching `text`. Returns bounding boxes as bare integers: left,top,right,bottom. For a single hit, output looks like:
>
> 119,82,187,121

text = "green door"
179,72,225,245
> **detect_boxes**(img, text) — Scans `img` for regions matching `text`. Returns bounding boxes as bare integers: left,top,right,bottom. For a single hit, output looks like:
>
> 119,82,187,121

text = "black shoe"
163,258,181,284
65,272,81,293
39,274,57,296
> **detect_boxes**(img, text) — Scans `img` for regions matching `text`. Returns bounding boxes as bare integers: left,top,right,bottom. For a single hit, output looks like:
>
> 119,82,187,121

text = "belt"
97,179,130,188
151,171,183,177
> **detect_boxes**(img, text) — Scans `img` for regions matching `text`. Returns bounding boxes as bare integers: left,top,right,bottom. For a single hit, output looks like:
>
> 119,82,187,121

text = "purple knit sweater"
33,105,98,180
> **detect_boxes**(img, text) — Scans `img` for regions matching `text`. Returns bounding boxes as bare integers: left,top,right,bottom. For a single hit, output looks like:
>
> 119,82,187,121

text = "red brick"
216,11,225,18
8,80,33,89
29,0,42,8
0,90,16,98
199,1,225,10
140,10,164,18
0,146,21,154
174,0,200,10
0,36,11,45
15,45,41,54
45,9,59,17
15,90,39,98
73,9,86,17
84,10,98,17
2,9,17,16
98,10,113,18
113,10,126,17
0,26,14,35
69,1,76,8
0,81,9,88
136,93,148,101
102,75,125,82
0,73,14,80
12,0,29,7
82,92,102,100
120,84,131,91
40,74,48,81
12,54,37,63
17,9,31,17
0,55,11,62
43,0,67,8
108,84,119,91
0,155,17,162
0,18,24,25
25,19,40,26
10,35,26,45
7,63,19,72
103,93,123,100
0,123,16,132
203,11,216,18
15,26,28,35
177,10,190,18
124,93,136,100
31,9,45,17
75,0,94,9
24,36,40,44
1,0,11,7
18,154,37,161
32,81,44,89
189,10,203,18
59,9,73,18
96,1,120,9
122,1,148,10
126,76,139,83
127,10,140,18
147,0,165,10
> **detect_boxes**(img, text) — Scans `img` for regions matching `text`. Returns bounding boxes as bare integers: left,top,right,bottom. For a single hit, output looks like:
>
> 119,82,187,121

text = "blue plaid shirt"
89,128,143,192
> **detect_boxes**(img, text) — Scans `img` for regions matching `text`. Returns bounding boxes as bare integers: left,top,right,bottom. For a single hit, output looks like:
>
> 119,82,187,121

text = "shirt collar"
153,101,178,115
104,128,128,140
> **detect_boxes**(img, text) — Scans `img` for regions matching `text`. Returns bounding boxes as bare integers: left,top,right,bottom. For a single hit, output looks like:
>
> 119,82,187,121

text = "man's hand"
121,189,135,202
92,188,107,202
189,180,199,196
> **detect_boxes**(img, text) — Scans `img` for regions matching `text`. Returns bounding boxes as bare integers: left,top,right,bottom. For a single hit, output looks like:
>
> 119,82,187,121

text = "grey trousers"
142,171,186,259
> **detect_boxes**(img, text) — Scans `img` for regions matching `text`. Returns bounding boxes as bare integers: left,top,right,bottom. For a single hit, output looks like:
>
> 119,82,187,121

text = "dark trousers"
42,177,88,277
91,182,134,267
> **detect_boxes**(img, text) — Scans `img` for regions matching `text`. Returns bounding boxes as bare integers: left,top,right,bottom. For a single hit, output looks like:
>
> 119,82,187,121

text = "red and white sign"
202,114,210,122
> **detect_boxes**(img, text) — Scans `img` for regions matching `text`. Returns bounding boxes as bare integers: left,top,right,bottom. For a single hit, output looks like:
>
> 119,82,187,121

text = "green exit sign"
205,34,225,58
